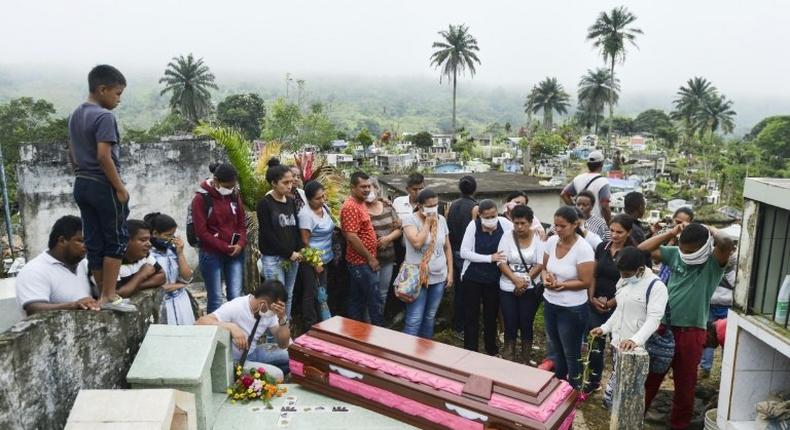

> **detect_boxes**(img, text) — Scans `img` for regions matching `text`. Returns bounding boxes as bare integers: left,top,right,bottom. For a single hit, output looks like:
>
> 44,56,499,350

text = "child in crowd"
69,64,135,312
108,220,166,298
145,213,195,325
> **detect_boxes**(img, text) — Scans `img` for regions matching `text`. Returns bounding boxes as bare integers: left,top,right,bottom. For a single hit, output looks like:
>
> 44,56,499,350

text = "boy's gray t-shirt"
68,102,121,182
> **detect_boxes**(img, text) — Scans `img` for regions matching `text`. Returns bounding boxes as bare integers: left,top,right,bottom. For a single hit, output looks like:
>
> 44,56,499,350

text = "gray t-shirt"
403,214,449,285
68,102,121,182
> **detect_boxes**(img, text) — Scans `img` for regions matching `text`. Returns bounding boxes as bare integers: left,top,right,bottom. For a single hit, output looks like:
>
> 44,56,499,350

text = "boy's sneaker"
538,359,555,371
101,295,137,313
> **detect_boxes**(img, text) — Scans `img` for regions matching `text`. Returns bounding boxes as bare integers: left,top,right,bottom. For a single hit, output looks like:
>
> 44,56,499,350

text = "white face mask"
621,270,643,286
218,186,234,196
258,303,274,318
365,191,377,203
423,206,438,215
481,217,498,229
679,234,714,265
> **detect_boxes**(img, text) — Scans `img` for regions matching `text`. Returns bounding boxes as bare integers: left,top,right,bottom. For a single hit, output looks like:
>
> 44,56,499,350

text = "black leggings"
499,287,541,342
463,279,500,355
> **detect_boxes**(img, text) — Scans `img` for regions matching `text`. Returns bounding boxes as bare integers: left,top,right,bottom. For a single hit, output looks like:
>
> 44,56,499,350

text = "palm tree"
430,24,481,139
577,68,620,134
524,78,571,130
159,53,218,125
694,94,736,137
671,77,717,137
587,6,643,147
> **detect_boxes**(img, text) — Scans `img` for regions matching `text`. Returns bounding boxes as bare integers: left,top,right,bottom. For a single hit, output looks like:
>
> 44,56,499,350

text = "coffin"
288,317,577,430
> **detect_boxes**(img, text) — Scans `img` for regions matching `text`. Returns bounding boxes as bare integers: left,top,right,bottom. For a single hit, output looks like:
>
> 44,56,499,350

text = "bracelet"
279,318,289,326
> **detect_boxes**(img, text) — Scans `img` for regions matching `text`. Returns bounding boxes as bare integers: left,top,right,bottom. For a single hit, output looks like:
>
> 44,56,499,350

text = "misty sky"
2,0,789,99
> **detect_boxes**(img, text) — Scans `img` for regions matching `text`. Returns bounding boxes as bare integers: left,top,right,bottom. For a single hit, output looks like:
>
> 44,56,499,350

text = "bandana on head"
679,232,714,265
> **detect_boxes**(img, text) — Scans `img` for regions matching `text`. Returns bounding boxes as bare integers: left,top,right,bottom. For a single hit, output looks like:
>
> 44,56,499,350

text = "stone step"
65,389,196,430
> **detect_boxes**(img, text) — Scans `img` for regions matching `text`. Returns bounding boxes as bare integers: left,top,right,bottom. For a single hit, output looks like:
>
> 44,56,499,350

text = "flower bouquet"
300,247,325,269
226,364,287,406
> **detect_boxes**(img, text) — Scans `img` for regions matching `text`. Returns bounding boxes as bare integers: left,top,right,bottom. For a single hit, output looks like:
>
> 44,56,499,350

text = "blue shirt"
297,206,335,264
151,247,184,299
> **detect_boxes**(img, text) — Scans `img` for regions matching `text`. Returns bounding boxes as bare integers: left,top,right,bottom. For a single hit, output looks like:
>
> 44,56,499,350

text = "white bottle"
775,275,790,324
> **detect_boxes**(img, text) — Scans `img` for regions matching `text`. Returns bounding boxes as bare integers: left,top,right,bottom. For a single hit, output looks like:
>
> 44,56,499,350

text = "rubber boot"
521,340,532,365
503,340,517,361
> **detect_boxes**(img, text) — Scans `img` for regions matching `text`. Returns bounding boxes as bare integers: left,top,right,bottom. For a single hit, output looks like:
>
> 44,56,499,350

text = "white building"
325,153,354,168
375,153,417,173
717,178,790,429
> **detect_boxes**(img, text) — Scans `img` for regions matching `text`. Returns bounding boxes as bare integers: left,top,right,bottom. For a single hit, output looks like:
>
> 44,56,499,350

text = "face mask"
423,206,438,215
481,217,498,229
621,272,641,286
679,233,714,265
258,304,274,318
365,191,377,203
218,186,234,196
151,237,174,252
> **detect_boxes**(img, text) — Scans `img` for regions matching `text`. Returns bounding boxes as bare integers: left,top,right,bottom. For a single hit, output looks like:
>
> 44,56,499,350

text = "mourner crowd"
15,65,736,429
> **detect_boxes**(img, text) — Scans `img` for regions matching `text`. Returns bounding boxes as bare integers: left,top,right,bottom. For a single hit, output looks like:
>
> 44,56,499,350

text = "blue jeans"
364,261,394,323
260,255,299,319
200,250,244,314
586,303,614,389
245,343,290,376
403,281,445,338
701,305,730,371
499,287,541,342
347,263,383,326
544,301,589,389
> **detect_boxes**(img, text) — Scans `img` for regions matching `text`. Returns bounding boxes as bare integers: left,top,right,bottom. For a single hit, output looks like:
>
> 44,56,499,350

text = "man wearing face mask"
638,222,734,430
197,279,291,380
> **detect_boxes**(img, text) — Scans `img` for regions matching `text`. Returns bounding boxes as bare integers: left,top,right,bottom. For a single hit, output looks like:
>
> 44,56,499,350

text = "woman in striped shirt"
365,178,402,320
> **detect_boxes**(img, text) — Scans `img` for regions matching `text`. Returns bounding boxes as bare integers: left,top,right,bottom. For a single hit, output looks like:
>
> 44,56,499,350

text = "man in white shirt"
393,173,425,220
561,150,612,223
16,216,100,315
197,279,291,379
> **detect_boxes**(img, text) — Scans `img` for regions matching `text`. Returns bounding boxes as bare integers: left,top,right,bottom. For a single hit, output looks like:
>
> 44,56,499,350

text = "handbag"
394,216,438,303
644,279,675,374
512,230,535,295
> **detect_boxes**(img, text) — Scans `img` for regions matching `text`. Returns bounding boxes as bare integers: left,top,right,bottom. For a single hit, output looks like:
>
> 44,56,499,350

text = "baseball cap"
588,151,604,163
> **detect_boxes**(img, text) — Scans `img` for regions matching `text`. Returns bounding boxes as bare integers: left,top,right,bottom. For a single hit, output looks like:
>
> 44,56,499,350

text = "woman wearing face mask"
192,162,247,314
145,212,195,325
541,206,595,390
365,178,402,318
197,279,291,380
257,158,302,320
496,204,543,364
590,246,668,409
638,222,733,429
297,180,335,330
461,199,512,355
585,213,638,393
402,189,453,339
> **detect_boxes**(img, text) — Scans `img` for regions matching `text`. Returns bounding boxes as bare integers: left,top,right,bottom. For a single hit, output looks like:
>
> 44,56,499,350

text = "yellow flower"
231,400,236,404
226,388,233,395
254,372,261,378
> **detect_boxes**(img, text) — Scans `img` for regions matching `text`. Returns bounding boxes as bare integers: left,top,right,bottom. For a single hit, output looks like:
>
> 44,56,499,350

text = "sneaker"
452,330,465,341
101,296,137,313
538,359,555,371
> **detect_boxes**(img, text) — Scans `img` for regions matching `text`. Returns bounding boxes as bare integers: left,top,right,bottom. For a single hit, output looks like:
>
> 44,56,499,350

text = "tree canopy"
217,93,266,140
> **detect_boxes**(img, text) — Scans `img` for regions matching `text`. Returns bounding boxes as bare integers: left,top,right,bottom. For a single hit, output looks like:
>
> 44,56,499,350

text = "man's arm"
116,264,163,298
197,314,249,350
638,224,682,263
97,142,126,198
24,298,99,315
560,182,575,205
711,228,735,267
600,201,612,224
344,232,374,262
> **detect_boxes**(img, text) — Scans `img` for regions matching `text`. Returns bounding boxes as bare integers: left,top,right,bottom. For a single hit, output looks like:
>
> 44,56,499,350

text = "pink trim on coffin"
329,372,484,430
558,409,575,430
290,359,304,377
294,334,573,423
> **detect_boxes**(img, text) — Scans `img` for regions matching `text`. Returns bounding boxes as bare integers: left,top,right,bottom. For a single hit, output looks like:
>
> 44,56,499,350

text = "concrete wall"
17,139,225,268
0,289,163,429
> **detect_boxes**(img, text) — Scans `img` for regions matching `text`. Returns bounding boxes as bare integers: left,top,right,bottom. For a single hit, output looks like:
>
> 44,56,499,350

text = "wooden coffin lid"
307,317,554,399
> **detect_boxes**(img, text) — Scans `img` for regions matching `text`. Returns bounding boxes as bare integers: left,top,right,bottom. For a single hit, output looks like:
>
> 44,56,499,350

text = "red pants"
645,325,706,429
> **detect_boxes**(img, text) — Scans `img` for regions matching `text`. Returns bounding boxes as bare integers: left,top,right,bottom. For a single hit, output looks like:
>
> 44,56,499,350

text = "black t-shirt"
257,194,301,259
447,196,477,253
594,241,620,299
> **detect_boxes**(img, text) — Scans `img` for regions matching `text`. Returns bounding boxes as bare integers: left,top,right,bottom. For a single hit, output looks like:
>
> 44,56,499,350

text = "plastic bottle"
775,274,790,324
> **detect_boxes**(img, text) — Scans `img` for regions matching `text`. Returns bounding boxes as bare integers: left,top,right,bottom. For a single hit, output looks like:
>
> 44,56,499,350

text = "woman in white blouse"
591,246,668,408
541,206,595,390
497,205,543,364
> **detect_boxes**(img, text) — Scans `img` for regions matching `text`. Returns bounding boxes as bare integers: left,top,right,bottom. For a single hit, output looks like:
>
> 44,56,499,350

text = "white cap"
588,151,604,163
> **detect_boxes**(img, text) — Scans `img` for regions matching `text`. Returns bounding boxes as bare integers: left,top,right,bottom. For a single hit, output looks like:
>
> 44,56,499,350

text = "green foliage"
297,105,337,150
525,77,571,130
125,112,191,143
261,98,301,144
587,6,643,68
159,53,218,125
430,23,481,133
410,131,433,149
193,124,264,210
532,130,567,159
217,94,266,141
634,109,672,134
0,97,66,200
753,116,790,169
355,128,374,156
452,131,475,162
671,77,735,140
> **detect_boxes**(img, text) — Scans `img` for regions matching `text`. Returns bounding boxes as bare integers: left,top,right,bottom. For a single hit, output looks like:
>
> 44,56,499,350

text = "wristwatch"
279,317,289,326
